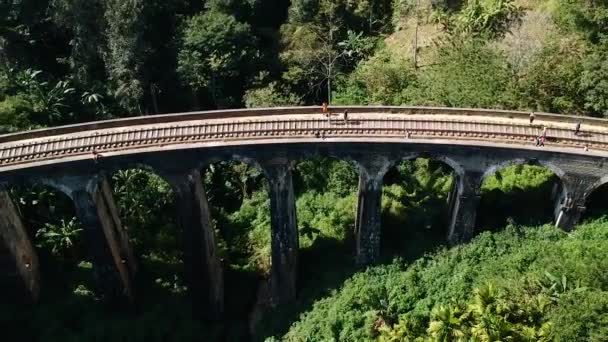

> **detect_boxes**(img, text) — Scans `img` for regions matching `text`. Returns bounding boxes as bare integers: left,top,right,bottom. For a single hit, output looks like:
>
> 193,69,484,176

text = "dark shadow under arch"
582,177,608,221
107,166,184,296
3,182,92,302
477,161,562,231
256,156,361,337
381,156,457,260
292,156,359,278
202,159,269,340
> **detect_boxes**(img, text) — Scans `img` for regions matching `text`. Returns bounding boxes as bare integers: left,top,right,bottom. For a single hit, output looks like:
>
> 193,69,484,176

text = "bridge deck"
0,107,607,172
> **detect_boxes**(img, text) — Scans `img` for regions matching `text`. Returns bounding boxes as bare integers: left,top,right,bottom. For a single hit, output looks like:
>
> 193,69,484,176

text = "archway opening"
108,167,183,301
251,156,361,336
293,157,359,293
381,158,456,260
582,182,608,221
477,164,561,231
3,183,91,302
203,160,269,339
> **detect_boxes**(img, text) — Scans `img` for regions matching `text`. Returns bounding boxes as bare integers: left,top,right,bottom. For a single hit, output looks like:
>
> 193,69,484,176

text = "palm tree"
468,283,515,341
378,316,426,342
470,283,504,315
427,305,466,341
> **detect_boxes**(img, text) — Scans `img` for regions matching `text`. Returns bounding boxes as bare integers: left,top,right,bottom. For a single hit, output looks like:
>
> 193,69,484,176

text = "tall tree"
51,0,105,87
0,0,68,73
279,0,391,103
177,10,257,108
103,0,147,114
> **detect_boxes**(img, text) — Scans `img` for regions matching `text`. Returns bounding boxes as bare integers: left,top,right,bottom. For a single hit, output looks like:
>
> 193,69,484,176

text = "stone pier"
72,176,136,302
447,171,482,244
0,189,40,302
554,176,596,231
263,160,298,304
354,158,390,265
172,169,224,318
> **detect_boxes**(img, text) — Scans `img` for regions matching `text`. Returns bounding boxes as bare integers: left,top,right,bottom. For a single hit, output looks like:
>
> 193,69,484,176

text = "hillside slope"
281,218,608,341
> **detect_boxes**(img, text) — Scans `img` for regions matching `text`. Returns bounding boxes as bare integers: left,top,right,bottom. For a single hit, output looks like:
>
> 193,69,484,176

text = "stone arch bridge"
2,106,608,318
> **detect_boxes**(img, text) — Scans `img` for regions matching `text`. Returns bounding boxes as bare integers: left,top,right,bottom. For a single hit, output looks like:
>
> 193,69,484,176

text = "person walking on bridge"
575,121,581,135
343,109,349,123
538,126,547,146
322,102,331,124
529,112,535,125
535,134,545,146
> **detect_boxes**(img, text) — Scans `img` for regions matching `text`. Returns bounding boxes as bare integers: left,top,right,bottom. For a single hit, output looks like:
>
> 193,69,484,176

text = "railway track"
0,114,606,168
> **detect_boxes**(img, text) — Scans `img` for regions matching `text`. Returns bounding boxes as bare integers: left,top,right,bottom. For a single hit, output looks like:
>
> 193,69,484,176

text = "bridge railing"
1,106,606,144
1,115,607,169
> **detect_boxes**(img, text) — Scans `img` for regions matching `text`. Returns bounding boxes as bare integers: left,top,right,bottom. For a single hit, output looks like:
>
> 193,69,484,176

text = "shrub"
283,219,608,340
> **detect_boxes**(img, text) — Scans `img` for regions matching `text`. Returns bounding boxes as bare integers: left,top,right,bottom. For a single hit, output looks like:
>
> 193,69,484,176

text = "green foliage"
427,304,466,341
294,158,358,196
244,81,303,107
111,169,177,252
478,165,557,229
553,0,608,44
514,36,588,114
205,0,260,20
580,41,608,117
9,184,78,258
481,164,555,193
0,0,64,71
0,67,109,130
51,0,105,87
225,190,272,271
103,0,146,113
204,161,265,212
434,0,523,39
334,49,415,105
280,0,391,103
392,0,418,26
3,68,79,125
35,217,83,258
0,93,37,133
297,191,357,248
178,10,256,108
287,0,393,34
548,290,608,341
403,39,514,108
285,219,608,340
382,159,454,233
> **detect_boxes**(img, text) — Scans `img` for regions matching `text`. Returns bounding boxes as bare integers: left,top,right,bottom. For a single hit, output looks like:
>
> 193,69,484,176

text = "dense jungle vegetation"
2,0,608,340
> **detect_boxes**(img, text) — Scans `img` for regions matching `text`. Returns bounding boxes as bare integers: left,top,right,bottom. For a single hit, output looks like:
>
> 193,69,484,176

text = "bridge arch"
0,180,81,302
481,159,567,186
380,153,462,257
584,175,608,199
384,153,465,179
290,156,360,295
580,175,608,220
477,158,566,230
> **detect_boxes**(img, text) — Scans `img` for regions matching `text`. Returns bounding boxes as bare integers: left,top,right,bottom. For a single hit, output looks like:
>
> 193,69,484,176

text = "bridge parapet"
2,106,608,144
1,112,608,172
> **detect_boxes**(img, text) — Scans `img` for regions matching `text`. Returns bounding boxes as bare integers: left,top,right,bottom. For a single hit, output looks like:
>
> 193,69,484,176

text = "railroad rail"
0,106,607,170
